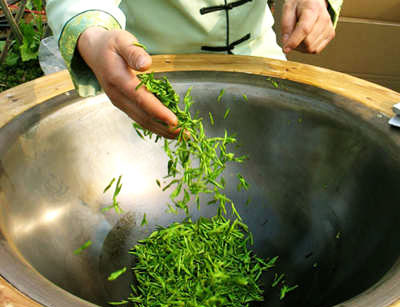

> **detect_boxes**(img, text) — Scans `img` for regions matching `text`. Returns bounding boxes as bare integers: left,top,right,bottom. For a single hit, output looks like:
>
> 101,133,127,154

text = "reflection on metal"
393,103,400,115
13,206,67,236
390,103,400,127
42,207,65,223
0,71,400,307
389,116,400,128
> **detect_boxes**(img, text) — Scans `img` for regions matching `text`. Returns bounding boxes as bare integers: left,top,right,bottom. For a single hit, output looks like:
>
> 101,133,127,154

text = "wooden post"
0,0,23,43
0,0,27,65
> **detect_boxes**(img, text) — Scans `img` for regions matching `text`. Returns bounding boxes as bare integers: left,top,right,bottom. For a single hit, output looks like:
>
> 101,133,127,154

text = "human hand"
77,27,179,138
281,0,335,54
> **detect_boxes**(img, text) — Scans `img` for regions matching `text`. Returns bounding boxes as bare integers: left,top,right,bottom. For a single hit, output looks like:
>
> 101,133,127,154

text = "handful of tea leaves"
122,216,277,306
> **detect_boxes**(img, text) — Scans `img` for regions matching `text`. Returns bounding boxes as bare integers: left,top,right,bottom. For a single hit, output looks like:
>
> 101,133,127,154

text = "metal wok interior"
1,70,400,307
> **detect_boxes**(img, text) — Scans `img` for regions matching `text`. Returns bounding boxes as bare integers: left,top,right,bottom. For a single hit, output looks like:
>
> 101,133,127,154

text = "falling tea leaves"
74,240,92,255
102,175,123,214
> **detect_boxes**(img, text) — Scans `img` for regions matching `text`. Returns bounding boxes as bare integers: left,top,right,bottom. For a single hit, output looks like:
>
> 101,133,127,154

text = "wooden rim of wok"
0,54,400,307
1,54,400,129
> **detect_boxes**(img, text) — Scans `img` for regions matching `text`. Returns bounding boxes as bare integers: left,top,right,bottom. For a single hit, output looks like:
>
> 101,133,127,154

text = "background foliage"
0,0,45,91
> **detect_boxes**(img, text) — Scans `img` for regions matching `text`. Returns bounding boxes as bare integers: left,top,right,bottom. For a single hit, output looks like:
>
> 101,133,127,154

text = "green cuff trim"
59,10,121,97
327,0,343,28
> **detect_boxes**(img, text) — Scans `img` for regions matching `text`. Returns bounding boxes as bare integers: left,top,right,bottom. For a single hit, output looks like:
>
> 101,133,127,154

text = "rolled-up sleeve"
46,0,126,41
46,1,126,96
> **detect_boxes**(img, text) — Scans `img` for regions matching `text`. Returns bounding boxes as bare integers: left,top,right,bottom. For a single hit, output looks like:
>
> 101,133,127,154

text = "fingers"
130,77,179,131
101,59,179,137
103,54,178,129
282,0,335,54
283,5,318,53
306,15,335,53
79,28,179,138
114,31,152,71
281,0,298,47
109,31,179,132
107,90,179,139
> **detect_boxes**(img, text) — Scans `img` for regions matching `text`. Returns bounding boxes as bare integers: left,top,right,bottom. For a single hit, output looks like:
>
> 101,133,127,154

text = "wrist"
77,27,108,64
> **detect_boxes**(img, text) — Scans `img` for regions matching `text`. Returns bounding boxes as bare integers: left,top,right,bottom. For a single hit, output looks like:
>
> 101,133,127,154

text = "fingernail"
136,55,147,70
284,47,291,54
282,34,289,44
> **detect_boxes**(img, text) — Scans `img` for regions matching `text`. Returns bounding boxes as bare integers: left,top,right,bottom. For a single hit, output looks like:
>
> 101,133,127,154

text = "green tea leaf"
272,273,285,287
103,177,116,193
74,240,92,255
141,213,148,226
133,123,145,139
108,300,129,305
237,173,249,191
133,41,147,50
280,284,299,300
103,175,124,214
208,111,214,125
217,89,225,102
224,108,231,120
108,267,127,281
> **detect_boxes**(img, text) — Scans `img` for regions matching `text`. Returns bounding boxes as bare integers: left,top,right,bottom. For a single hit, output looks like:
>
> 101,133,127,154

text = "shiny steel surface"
1,71,400,307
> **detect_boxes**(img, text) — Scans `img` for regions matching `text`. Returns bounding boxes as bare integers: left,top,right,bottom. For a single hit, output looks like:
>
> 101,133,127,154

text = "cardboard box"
341,0,400,22
287,17,400,93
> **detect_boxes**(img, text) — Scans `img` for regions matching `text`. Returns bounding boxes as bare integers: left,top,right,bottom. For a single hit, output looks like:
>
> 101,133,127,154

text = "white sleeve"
46,0,127,40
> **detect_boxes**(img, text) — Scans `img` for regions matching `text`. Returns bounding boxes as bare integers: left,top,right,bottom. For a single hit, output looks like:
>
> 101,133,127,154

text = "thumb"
281,1,297,48
115,32,152,72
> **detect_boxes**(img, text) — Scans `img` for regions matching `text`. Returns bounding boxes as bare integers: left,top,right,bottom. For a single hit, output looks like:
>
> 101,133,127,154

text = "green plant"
0,58,42,90
0,0,44,91
4,0,45,66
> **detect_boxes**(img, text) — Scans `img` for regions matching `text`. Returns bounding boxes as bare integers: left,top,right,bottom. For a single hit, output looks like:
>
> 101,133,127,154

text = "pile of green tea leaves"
107,73,297,306
123,216,277,306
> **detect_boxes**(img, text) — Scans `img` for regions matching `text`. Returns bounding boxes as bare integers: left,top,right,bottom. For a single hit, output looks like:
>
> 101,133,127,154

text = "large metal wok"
0,55,400,307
